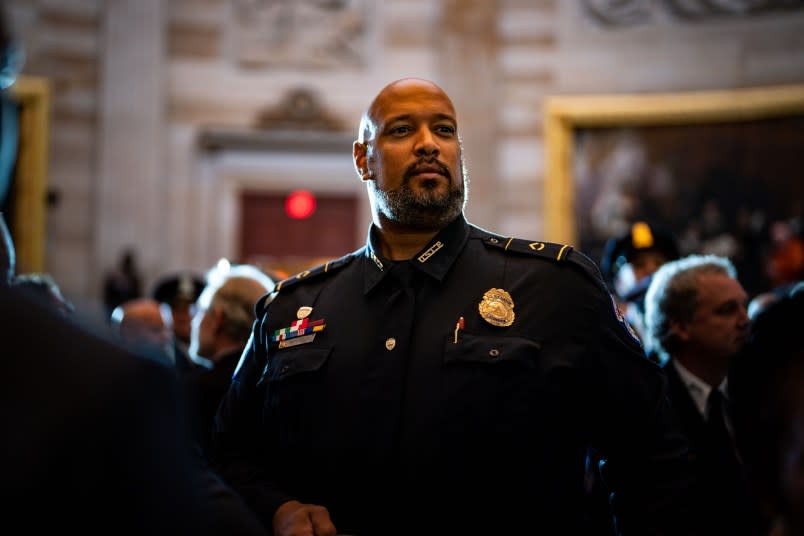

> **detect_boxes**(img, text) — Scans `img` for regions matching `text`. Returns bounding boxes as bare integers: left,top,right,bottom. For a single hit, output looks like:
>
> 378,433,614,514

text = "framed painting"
4,75,50,273
543,84,804,295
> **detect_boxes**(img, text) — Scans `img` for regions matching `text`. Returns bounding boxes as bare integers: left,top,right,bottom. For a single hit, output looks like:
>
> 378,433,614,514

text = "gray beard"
370,176,467,231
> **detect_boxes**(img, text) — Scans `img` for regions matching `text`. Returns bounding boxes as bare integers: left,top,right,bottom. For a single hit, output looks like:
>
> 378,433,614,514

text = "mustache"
404,159,451,181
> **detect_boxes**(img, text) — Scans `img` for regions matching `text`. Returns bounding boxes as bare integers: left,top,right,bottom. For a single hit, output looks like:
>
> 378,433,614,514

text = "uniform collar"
363,215,470,294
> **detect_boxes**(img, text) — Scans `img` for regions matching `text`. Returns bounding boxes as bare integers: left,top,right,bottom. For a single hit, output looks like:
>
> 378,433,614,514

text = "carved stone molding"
197,129,354,154
230,0,369,69
198,87,351,153
583,0,804,26
254,87,345,131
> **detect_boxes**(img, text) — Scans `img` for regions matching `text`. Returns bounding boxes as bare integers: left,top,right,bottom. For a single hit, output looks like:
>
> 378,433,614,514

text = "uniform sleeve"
212,315,296,529
584,279,696,535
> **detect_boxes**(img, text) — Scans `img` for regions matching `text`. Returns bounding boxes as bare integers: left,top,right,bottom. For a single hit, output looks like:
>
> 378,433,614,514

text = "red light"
285,190,316,219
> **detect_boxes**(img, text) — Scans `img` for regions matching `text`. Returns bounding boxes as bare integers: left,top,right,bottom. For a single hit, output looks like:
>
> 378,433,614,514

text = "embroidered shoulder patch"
610,293,642,346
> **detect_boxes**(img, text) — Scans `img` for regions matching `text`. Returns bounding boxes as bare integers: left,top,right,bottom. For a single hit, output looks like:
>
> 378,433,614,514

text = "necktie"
706,389,736,466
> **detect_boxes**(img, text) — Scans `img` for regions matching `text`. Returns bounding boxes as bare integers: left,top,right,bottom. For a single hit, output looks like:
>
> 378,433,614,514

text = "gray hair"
643,254,737,364
198,262,274,343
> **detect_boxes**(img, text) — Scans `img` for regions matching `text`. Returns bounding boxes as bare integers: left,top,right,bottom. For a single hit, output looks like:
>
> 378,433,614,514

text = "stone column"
439,0,499,230
95,0,165,294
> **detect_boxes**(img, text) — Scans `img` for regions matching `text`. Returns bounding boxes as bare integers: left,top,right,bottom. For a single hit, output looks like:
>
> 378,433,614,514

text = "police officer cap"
600,221,680,282
151,272,205,305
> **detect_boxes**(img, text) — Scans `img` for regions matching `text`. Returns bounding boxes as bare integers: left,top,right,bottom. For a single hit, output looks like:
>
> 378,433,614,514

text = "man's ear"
353,141,369,181
670,319,690,342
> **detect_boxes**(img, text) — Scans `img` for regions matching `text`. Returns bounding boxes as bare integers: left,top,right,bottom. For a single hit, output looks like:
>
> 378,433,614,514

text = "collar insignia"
370,250,384,271
417,241,444,263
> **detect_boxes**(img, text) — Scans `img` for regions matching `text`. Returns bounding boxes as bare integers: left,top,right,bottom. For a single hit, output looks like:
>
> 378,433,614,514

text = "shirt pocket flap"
443,333,541,367
272,347,332,381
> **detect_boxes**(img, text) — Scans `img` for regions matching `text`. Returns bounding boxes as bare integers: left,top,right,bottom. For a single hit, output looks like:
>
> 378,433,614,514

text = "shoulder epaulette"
272,251,357,293
482,235,574,262
484,234,610,293
254,292,273,316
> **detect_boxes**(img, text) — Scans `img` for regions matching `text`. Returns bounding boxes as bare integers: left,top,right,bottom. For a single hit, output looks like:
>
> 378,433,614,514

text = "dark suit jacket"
186,348,243,458
663,359,760,534
0,285,267,535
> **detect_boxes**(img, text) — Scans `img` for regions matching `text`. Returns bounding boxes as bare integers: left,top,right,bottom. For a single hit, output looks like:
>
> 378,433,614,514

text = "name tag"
278,334,316,349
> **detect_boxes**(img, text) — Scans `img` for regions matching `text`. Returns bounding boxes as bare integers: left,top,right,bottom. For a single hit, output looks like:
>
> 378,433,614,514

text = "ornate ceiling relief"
230,0,369,69
582,0,804,26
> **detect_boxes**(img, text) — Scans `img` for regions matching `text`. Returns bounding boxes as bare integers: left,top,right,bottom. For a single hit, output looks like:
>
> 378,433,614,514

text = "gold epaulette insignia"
484,236,573,261
273,252,356,293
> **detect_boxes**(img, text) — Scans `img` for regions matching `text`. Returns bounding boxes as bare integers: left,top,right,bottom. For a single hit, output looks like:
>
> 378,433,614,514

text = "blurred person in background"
186,259,274,457
644,254,757,534
12,272,74,315
600,220,680,344
0,0,20,286
152,271,205,351
730,286,804,536
103,248,143,318
111,297,175,365
1,212,13,285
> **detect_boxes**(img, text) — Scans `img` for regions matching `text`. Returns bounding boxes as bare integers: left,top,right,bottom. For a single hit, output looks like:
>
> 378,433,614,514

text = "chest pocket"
443,332,541,367
268,347,332,382
441,333,543,432
264,346,333,448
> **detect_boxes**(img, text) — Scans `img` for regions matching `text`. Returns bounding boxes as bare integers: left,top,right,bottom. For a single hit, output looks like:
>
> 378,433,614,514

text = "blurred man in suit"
186,261,274,457
644,254,752,534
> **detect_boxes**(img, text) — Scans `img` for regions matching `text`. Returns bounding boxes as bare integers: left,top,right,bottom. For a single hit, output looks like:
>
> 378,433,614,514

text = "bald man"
213,78,694,536
111,297,175,363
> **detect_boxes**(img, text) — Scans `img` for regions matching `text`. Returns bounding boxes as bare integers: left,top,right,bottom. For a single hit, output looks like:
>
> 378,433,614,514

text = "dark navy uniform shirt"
214,215,693,535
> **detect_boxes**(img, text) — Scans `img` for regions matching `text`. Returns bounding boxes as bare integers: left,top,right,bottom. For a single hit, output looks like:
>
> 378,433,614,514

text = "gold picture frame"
543,84,804,247
8,75,50,273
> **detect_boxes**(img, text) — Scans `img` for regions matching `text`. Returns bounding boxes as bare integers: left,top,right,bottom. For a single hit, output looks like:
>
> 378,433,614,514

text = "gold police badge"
478,288,515,327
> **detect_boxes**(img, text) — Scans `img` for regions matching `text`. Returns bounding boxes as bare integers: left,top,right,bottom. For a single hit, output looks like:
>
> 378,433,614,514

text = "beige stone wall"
8,0,101,305
6,0,804,312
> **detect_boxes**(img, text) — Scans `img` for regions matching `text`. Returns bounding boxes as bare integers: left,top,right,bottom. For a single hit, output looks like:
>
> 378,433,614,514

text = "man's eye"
716,302,738,315
435,125,455,135
389,125,411,135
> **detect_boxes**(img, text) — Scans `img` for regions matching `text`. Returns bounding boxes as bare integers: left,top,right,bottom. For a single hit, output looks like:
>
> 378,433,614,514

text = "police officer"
600,221,680,343
213,78,694,536
152,271,205,349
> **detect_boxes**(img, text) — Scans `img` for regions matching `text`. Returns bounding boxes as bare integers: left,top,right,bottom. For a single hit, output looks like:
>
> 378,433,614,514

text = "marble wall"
6,0,804,312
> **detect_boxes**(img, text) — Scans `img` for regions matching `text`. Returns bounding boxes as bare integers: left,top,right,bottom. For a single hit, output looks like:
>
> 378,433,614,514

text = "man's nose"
414,127,439,157
738,303,750,327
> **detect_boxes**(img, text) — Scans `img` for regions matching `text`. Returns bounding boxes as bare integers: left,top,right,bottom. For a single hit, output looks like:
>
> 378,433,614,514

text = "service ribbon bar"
272,318,326,342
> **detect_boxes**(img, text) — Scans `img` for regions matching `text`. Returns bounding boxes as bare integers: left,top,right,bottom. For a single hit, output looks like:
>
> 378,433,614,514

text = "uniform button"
489,348,500,358
385,338,396,351
280,365,289,373
489,238,499,244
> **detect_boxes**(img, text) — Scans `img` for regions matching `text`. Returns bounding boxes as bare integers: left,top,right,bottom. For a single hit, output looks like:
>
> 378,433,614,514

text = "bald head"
358,78,456,143
352,77,466,234
111,298,172,347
